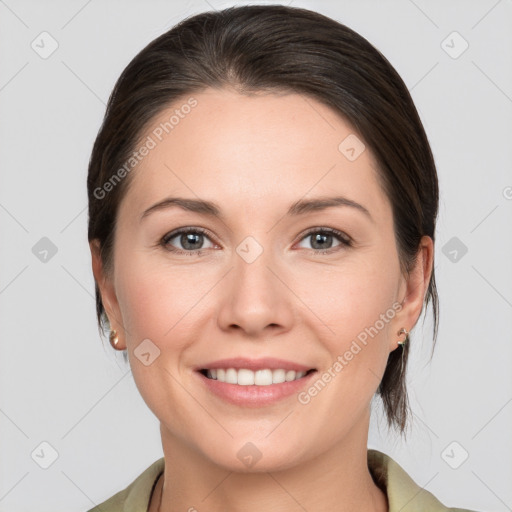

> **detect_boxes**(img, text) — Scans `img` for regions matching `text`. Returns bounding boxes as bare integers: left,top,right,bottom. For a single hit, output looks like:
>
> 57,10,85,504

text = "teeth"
205,368,308,385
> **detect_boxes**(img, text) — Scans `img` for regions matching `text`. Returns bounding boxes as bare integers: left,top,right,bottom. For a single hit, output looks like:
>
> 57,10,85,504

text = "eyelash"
159,226,353,256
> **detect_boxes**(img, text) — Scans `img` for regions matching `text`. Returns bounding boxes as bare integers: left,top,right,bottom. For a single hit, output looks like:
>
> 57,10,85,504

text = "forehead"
120,88,390,223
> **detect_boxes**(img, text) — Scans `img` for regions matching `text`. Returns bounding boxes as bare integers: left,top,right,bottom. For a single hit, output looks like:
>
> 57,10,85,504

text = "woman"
87,5,478,511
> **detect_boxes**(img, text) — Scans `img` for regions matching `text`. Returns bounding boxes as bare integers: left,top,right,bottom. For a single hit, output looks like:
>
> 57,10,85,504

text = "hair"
87,4,439,435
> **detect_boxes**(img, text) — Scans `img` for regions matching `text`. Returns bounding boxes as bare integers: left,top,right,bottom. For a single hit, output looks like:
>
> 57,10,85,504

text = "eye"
160,226,352,256
160,227,216,255
295,228,352,254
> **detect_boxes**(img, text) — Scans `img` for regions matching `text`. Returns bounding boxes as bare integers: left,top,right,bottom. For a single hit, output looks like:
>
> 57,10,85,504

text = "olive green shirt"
87,449,478,511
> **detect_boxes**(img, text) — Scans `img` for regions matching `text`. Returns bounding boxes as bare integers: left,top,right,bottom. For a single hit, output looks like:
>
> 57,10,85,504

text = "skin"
90,88,433,512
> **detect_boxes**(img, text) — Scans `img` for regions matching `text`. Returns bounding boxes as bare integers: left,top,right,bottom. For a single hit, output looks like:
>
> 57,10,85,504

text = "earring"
109,329,120,349
397,327,409,347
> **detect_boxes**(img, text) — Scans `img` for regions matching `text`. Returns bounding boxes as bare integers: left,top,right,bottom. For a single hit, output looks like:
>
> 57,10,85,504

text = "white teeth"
285,370,296,382
254,369,271,385
272,369,286,384
205,368,309,385
238,369,255,385
225,368,237,384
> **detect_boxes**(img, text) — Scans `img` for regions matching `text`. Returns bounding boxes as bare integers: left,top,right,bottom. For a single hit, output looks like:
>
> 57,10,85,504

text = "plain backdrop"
1,0,511,511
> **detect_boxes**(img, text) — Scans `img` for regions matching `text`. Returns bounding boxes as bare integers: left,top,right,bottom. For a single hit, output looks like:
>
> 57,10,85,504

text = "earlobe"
89,239,127,350
391,236,434,350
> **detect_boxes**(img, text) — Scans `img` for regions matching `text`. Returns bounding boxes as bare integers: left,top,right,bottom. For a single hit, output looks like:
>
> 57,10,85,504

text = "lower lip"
195,370,317,407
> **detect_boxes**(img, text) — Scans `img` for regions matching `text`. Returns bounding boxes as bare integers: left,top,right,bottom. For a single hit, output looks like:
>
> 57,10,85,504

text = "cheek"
116,258,201,348
113,256,208,417
299,256,399,342
118,272,167,341
293,255,400,411
294,265,398,424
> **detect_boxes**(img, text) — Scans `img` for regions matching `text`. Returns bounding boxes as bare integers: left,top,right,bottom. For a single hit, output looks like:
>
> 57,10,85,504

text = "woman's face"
92,88,430,471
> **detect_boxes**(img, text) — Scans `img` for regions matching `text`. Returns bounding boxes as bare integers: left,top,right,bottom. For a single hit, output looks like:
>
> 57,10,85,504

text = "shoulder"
367,449,480,512
85,458,165,512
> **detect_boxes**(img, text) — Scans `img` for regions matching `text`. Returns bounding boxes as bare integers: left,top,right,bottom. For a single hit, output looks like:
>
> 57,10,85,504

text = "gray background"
1,0,511,510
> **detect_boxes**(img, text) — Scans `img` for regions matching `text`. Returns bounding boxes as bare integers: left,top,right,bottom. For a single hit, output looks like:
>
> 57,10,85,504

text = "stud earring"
397,327,409,346
109,329,120,349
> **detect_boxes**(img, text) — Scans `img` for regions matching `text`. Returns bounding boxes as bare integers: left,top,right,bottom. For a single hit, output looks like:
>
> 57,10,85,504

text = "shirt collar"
368,449,452,511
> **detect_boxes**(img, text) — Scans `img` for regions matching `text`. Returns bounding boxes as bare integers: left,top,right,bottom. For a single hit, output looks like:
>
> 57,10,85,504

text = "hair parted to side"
87,4,439,435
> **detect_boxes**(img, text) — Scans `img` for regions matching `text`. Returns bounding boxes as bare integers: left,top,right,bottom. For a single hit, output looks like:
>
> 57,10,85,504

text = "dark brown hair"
87,4,439,435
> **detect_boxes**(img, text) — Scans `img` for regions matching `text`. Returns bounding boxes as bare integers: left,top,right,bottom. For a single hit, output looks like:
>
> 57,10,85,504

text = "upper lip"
196,357,315,372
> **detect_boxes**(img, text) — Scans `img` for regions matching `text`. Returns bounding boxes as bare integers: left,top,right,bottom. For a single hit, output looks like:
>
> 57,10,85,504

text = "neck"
152,413,388,512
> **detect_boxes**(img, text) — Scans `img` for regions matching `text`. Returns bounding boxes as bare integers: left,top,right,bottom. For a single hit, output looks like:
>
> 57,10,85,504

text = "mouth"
195,359,318,406
198,368,317,386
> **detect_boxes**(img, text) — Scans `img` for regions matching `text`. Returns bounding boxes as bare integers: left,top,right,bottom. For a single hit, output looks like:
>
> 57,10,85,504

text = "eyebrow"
140,195,374,223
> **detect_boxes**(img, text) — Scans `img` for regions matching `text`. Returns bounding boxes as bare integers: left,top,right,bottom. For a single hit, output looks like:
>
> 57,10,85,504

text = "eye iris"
311,232,332,250
181,232,203,250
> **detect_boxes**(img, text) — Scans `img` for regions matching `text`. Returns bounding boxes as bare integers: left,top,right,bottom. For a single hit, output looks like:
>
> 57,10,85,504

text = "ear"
89,239,127,350
390,235,434,351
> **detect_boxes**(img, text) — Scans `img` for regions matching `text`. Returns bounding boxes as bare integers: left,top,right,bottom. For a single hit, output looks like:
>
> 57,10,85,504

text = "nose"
216,244,294,338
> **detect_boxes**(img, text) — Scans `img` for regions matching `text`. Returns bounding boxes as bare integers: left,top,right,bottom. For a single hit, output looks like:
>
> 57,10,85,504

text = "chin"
199,437,308,474
213,451,301,474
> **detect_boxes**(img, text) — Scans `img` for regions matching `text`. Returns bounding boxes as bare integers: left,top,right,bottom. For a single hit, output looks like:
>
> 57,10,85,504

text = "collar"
367,449,457,511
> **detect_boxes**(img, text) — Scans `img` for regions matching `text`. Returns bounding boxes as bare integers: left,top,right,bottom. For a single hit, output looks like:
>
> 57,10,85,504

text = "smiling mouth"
199,368,317,386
